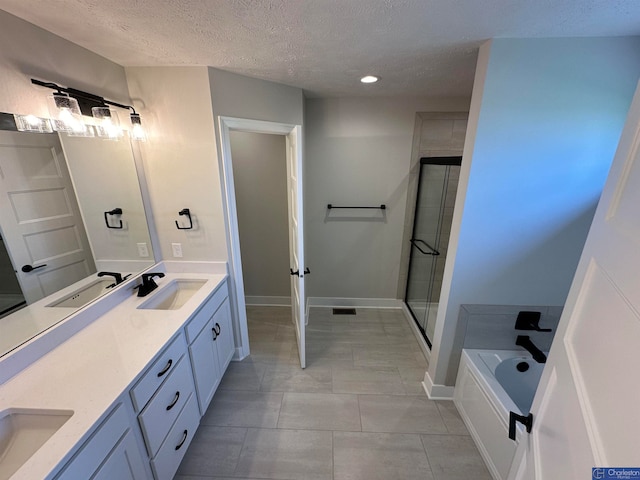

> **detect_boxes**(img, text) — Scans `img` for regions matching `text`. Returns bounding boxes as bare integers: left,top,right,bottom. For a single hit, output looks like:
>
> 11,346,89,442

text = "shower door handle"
410,238,440,256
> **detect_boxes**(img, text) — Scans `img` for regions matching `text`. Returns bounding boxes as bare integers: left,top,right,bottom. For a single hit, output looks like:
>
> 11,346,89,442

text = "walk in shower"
405,156,461,347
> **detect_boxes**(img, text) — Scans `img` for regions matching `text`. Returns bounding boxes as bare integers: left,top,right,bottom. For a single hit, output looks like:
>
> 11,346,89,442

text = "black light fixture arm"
31,78,137,115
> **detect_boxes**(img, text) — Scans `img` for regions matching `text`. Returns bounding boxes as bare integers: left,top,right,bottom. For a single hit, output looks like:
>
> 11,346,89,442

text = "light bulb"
129,113,147,141
47,93,85,133
92,106,123,140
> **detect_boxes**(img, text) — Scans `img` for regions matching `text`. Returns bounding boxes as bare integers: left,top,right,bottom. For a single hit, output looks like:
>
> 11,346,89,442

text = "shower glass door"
405,157,461,348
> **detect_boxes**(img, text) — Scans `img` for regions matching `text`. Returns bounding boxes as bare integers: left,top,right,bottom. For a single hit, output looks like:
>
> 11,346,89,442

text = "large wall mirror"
0,112,157,357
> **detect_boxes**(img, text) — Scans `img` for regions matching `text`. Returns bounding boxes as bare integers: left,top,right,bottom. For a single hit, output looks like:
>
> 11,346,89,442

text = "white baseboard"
233,346,248,361
245,296,291,306
307,297,403,309
423,371,455,400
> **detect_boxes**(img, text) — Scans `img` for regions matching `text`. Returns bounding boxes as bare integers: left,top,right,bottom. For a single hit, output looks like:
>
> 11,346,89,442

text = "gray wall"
230,131,289,299
304,97,470,301
429,37,640,387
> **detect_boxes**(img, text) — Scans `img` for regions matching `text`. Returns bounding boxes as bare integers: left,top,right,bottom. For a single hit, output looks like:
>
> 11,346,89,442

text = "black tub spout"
515,335,547,363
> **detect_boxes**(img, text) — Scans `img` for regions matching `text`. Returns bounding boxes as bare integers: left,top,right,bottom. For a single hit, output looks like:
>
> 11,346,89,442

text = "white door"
285,126,306,368
0,131,95,304
508,83,640,478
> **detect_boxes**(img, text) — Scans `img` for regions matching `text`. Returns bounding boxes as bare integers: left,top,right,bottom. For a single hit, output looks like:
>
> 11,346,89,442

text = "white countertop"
0,270,227,480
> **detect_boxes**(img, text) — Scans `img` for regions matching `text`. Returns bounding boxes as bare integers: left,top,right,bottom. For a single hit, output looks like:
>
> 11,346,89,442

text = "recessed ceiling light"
360,75,379,84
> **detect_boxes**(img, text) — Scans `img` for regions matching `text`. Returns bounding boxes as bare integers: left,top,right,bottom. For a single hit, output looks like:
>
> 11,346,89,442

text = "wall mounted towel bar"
327,204,386,210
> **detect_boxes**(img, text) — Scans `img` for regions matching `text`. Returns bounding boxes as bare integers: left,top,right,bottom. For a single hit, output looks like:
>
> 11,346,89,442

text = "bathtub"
453,349,545,480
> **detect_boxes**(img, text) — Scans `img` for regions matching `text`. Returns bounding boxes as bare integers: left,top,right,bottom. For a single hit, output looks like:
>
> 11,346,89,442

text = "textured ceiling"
1,0,639,97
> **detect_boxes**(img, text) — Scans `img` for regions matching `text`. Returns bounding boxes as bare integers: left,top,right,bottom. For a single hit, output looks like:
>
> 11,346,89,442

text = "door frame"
217,116,302,360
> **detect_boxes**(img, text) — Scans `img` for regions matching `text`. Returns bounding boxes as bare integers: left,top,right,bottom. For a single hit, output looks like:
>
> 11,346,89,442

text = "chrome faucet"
135,272,165,297
515,335,547,363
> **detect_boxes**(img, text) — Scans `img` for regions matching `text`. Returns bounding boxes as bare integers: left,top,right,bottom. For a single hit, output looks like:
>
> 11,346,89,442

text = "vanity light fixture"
31,78,146,141
92,106,123,140
13,114,53,133
129,111,146,142
46,92,86,134
360,75,379,84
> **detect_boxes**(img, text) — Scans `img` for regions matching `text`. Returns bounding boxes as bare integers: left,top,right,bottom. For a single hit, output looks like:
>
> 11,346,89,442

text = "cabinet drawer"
185,281,228,343
138,356,195,457
150,393,200,480
130,333,187,411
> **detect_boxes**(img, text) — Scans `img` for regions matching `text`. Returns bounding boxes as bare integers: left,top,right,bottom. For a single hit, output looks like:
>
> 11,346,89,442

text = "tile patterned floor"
175,306,491,480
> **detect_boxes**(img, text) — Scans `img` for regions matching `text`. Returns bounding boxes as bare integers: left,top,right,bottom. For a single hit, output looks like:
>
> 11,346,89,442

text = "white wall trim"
423,371,455,400
245,296,291,306
307,297,402,309
218,115,301,361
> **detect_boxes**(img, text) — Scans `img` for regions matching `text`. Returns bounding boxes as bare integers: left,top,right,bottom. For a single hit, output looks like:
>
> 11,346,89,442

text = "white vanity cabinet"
55,403,148,480
129,332,199,480
185,281,233,415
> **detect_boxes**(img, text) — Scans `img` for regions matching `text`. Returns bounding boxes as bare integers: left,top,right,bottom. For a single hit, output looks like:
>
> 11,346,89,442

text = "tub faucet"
515,335,547,363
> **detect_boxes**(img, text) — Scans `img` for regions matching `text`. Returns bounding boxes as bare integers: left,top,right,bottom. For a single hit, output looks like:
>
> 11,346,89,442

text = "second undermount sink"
46,279,116,308
137,279,207,310
0,408,73,480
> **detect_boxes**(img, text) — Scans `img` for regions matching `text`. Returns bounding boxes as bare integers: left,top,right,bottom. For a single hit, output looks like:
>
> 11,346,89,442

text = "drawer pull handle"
212,327,218,341
157,359,173,377
175,430,188,450
166,391,180,411
215,323,221,335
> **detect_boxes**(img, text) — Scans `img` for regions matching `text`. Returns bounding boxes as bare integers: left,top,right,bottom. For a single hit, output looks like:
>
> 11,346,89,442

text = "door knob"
21,264,47,273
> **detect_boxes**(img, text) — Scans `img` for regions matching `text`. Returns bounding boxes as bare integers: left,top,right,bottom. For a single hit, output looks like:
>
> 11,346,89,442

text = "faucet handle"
142,272,165,283
515,311,552,332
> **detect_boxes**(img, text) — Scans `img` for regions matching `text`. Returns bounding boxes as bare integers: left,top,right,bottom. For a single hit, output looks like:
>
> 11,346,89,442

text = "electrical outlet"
172,243,183,258
137,242,149,258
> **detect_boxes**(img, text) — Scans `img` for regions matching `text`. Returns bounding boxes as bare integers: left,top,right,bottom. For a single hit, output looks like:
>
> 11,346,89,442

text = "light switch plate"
171,243,183,258
137,242,149,257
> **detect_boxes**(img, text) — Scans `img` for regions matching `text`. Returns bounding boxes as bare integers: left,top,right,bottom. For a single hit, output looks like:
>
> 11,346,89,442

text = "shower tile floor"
175,306,491,480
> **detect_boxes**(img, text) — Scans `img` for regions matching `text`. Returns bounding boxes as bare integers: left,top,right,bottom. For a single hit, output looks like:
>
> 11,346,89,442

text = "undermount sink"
0,408,73,480
46,279,116,308
137,279,207,310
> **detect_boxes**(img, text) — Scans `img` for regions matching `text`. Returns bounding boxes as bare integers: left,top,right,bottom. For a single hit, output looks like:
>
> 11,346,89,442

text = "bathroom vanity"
0,263,233,480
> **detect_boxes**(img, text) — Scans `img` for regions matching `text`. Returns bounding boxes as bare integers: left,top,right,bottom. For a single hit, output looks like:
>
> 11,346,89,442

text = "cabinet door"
189,318,221,414
92,430,148,480
213,299,235,374
56,404,148,480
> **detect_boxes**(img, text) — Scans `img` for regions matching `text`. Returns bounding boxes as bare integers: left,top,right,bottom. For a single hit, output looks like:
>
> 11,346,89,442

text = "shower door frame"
404,156,462,348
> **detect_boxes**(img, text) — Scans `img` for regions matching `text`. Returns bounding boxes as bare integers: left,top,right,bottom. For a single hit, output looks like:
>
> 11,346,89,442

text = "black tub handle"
509,412,533,441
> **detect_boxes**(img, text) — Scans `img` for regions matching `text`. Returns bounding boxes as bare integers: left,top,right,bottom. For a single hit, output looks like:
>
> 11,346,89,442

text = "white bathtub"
453,349,545,480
